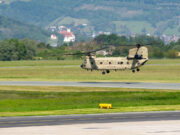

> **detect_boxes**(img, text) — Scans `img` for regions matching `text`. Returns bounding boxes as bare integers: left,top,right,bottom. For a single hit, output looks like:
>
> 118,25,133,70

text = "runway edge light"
99,104,112,109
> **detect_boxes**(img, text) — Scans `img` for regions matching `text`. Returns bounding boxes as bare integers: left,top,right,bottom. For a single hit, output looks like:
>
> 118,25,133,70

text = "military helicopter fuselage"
80,46,148,74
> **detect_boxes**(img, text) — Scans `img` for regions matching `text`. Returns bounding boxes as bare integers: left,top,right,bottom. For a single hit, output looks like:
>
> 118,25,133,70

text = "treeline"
0,38,68,61
0,34,180,61
94,34,180,58
71,34,180,59
0,39,36,61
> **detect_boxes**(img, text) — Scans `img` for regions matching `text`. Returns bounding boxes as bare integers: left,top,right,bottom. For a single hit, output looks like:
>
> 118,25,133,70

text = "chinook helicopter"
66,44,149,75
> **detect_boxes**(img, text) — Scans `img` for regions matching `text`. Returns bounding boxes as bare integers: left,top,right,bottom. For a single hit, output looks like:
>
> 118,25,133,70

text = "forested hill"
0,15,49,41
1,0,180,37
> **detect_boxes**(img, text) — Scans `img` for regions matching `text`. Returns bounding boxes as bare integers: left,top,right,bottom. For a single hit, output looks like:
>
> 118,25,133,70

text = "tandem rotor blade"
64,47,109,56
116,43,154,48
64,52,87,56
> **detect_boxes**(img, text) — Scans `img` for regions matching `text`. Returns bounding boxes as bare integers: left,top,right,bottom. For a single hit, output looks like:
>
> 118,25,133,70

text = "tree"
0,39,36,61
152,47,164,58
166,50,178,58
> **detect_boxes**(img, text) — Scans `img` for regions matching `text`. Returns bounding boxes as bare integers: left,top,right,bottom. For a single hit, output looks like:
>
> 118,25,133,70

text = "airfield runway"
0,81,179,90
2,120,180,135
0,111,180,128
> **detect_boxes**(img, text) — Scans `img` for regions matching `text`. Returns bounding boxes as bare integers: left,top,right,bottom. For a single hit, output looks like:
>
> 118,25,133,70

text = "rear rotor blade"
110,43,154,47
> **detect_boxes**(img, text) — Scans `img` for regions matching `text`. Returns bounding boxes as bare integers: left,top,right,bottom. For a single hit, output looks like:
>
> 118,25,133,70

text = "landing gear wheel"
132,70,135,73
102,71,106,75
137,68,140,72
106,70,110,74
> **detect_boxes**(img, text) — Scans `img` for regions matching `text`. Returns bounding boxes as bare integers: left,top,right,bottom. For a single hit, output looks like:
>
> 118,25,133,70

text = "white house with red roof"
60,28,75,43
50,34,58,40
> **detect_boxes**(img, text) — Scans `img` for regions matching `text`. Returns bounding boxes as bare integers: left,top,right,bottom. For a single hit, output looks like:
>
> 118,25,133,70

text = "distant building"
82,24,88,26
92,32,96,38
50,34,58,40
161,34,179,44
60,28,75,43
131,34,136,38
104,32,111,35
172,35,179,42
58,26,66,31
59,26,66,29
49,26,57,32
146,33,151,37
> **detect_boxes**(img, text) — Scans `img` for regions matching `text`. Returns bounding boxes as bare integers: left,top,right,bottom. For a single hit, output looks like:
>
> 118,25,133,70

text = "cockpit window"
83,60,87,64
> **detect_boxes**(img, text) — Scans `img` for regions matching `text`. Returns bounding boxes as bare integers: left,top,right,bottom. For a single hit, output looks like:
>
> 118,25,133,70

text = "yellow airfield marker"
99,104,112,109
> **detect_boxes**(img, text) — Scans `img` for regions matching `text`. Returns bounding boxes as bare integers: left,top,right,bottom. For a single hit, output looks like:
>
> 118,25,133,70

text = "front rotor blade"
88,47,109,53
64,47,109,56
64,52,86,56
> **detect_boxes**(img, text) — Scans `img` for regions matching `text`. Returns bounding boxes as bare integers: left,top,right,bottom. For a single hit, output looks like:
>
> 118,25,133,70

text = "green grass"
0,59,178,67
0,60,82,67
1,105,180,117
0,59,179,82
0,85,157,92
0,86,180,116
147,59,180,64
0,59,180,83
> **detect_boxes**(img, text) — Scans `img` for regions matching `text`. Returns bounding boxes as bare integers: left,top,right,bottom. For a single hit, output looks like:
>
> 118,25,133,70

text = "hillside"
0,0,180,39
0,15,50,41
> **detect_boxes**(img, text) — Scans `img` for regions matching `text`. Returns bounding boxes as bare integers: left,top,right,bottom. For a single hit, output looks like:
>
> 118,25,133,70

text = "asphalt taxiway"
0,111,180,128
0,81,179,90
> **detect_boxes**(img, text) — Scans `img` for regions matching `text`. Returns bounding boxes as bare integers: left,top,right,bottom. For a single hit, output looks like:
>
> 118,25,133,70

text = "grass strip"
1,105,180,117
0,86,180,117
0,59,179,83
0,64,179,83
